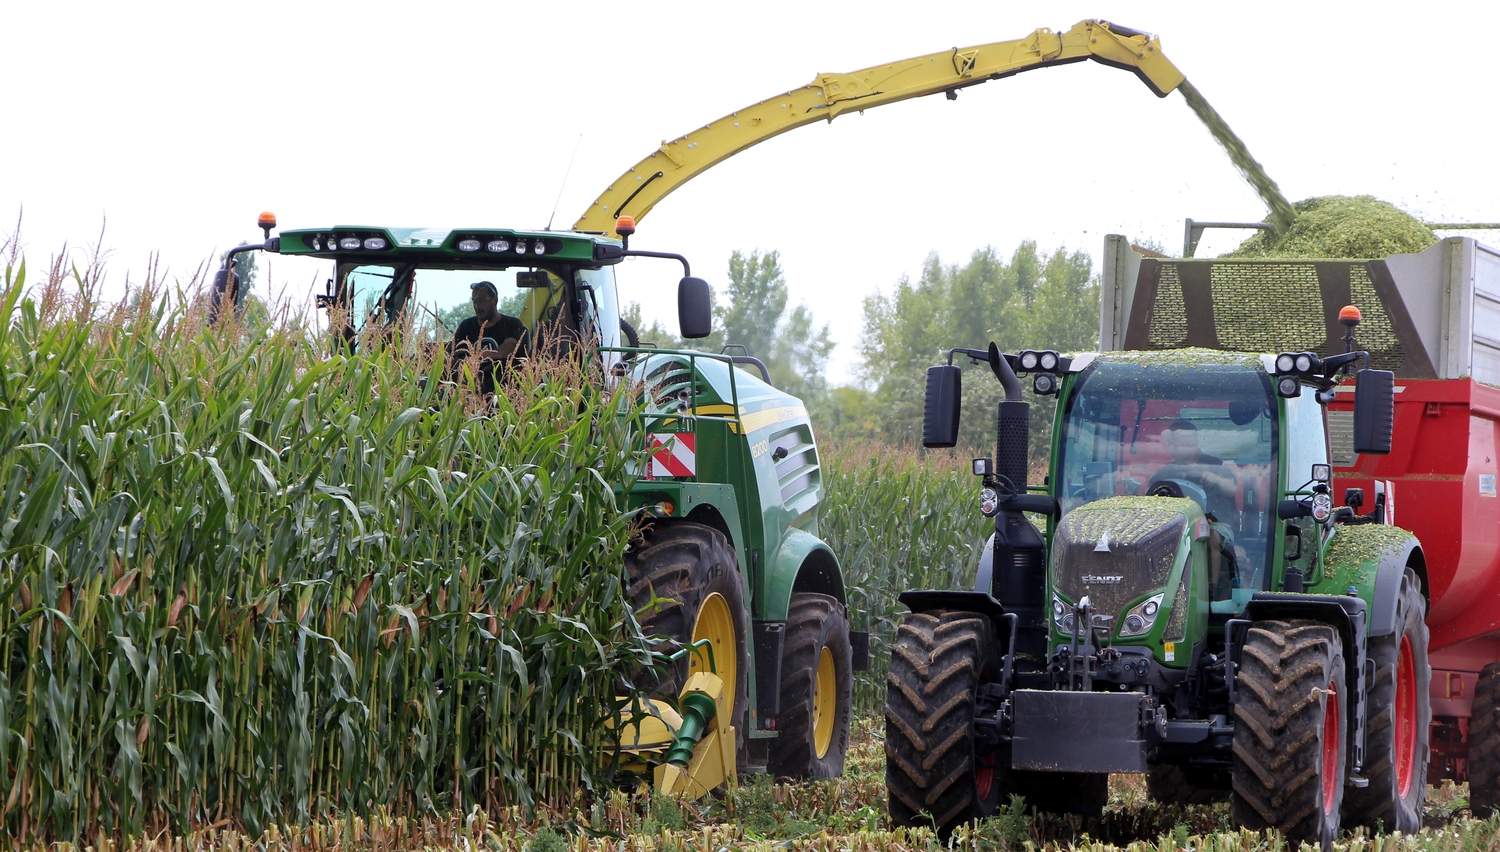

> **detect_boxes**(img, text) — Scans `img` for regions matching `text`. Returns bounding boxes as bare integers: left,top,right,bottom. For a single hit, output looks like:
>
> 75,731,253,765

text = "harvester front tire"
1344,568,1430,833
624,522,750,749
1470,662,1500,817
1147,764,1228,805
767,592,853,779
884,610,1001,837
1232,619,1347,849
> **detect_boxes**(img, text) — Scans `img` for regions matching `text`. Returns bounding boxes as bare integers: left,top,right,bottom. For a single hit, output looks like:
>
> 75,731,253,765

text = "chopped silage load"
1226,195,1437,259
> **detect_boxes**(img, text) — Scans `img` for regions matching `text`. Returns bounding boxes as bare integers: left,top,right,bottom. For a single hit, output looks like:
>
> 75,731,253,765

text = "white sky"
5,1,1497,384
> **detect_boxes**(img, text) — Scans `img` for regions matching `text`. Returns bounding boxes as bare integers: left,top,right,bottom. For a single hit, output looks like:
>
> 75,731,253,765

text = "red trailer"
1101,234,1500,787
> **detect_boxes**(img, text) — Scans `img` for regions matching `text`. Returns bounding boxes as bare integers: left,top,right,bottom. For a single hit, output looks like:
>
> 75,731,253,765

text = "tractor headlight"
1311,492,1333,522
980,487,999,516
1053,596,1077,634
1119,592,1166,637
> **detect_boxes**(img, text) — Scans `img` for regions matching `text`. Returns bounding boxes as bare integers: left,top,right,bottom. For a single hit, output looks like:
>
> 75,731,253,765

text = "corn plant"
0,261,653,843
819,442,987,714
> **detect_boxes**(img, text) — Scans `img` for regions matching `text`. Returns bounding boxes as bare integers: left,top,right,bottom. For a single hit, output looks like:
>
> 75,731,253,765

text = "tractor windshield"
1057,358,1279,596
340,264,571,342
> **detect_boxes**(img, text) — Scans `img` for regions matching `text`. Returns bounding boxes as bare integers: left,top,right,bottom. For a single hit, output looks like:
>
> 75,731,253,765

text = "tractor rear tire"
624,522,750,749
1470,662,1500,817
885,610,1002,837
1232,619,1347,849
767,592,853,779
1344,568,1430,833
1147,764,1228,805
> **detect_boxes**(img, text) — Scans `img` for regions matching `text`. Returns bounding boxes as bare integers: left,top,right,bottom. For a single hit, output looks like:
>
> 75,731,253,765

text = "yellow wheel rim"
691,592,737,703
813,645,836,759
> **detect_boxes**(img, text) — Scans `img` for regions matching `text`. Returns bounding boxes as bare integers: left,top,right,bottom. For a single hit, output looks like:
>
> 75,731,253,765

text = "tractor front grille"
1052,500,1186,625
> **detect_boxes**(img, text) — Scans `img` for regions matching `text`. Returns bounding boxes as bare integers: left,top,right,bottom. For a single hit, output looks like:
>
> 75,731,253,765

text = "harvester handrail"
605,345,767,427
664,637,719,675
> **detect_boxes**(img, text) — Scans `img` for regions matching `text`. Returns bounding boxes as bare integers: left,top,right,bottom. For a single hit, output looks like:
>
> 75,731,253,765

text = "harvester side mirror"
922,365,962,448
677,277,712,339
1353,368,1395,455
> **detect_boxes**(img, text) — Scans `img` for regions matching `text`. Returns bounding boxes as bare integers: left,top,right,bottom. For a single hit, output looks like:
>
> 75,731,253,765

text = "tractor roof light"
1018,350,1040,371
1277,375,1302,398
457,239,481,252
1339,305,1362,327
363,237,387,250
338,237,362,250
1032,372,1058,395
1038,350,1060,371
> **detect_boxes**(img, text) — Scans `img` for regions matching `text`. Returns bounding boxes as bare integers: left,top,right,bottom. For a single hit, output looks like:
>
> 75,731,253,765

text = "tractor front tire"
1344,568,1430,833
767,592,853,779
1232,619,1347,849
1470,662,1500,817
885,610,1002,837
624,522,750,747
1147,764,1228,805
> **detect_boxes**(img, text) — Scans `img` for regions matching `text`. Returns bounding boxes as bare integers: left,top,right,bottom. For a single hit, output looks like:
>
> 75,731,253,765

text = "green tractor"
212,213,864,793
884,338,1425,848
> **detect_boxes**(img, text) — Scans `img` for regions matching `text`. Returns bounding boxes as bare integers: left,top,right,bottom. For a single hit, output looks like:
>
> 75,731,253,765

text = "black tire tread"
767,592,853,779
1232,619,1345,847
1470,663,1500,817
884,610,998,836
624,523,750,743
1344,568,1430,832
1148,764,1227,805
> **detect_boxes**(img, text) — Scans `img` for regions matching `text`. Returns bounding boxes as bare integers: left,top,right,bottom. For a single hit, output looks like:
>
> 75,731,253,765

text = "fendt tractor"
208,212,866,797
884,232,1500,847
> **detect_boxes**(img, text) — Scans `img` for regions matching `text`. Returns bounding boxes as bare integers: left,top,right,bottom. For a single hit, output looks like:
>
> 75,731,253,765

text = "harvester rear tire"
767,592,853,779
1470,663,1500,817
1344,568,1430,833
624,522,750,755
1232,619,1347,849
1147,764,1228,805
884,610,1001,837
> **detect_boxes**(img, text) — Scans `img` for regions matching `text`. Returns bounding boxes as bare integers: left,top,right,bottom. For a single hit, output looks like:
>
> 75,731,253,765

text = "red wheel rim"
1321,679,1341,816
975,753,995,801
1395,634,1418,798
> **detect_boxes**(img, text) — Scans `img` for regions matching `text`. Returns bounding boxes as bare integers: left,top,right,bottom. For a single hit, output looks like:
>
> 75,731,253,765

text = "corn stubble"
0,261,654,842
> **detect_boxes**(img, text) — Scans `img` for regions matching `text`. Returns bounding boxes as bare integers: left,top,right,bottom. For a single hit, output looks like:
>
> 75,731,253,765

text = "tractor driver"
448,280,527,389
1153,420,1241,597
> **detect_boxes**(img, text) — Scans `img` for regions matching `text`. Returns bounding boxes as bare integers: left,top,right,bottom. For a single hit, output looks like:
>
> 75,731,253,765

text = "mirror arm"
621,249,690,277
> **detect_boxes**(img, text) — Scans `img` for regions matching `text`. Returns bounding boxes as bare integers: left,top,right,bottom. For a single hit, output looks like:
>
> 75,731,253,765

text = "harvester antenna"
545,134,584,231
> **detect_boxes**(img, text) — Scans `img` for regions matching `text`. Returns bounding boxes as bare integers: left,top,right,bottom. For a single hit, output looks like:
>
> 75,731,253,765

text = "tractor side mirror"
922,365,962,448
1353,368,1395,455
678,276,712,339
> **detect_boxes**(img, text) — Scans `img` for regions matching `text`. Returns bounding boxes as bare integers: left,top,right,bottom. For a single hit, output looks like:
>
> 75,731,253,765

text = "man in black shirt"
449,280,527,388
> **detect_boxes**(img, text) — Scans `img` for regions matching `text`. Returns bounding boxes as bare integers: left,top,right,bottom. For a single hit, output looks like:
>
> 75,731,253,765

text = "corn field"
819,442,988,714
0,261,655,843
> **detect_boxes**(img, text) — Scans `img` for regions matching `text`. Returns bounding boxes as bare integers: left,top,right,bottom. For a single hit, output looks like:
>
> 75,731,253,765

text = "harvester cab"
210,213,861,798
886,334,1428,848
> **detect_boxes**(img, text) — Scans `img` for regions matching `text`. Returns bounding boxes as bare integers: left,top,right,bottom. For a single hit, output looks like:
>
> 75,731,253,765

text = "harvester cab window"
1058,360,1279,601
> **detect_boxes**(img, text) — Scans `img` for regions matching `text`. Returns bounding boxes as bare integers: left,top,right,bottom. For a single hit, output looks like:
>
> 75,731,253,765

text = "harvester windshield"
1057,358,1279,596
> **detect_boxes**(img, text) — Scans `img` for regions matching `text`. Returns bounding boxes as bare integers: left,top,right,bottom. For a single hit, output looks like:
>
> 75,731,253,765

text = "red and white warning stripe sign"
647,433,696,478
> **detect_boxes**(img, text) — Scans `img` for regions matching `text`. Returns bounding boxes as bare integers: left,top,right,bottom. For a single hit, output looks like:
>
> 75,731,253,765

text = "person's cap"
470,280,498,297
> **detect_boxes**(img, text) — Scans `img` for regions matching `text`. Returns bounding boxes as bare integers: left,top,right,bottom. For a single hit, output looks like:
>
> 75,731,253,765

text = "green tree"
853,241,1100,451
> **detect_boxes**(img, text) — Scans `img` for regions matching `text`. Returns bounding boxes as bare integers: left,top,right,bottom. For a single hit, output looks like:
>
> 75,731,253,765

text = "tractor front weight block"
1011,689,1150,773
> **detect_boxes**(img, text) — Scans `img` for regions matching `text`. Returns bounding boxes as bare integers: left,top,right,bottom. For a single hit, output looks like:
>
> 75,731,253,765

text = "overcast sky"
5,1,1496,383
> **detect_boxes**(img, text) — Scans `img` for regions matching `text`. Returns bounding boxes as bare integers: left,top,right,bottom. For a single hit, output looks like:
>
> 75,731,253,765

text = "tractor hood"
1051,496,1200,643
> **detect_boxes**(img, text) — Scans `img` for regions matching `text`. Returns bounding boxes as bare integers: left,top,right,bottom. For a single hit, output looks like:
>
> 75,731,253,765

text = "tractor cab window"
1057,359,1279,599
335,263,575,349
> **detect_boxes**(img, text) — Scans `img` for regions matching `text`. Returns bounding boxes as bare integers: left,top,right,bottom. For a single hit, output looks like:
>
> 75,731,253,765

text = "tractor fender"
763,527,842,621
971,533,997,595
1367,535,1425,638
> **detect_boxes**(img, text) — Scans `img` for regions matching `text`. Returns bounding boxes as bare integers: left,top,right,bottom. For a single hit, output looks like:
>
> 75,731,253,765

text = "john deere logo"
1082,575,1124,584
